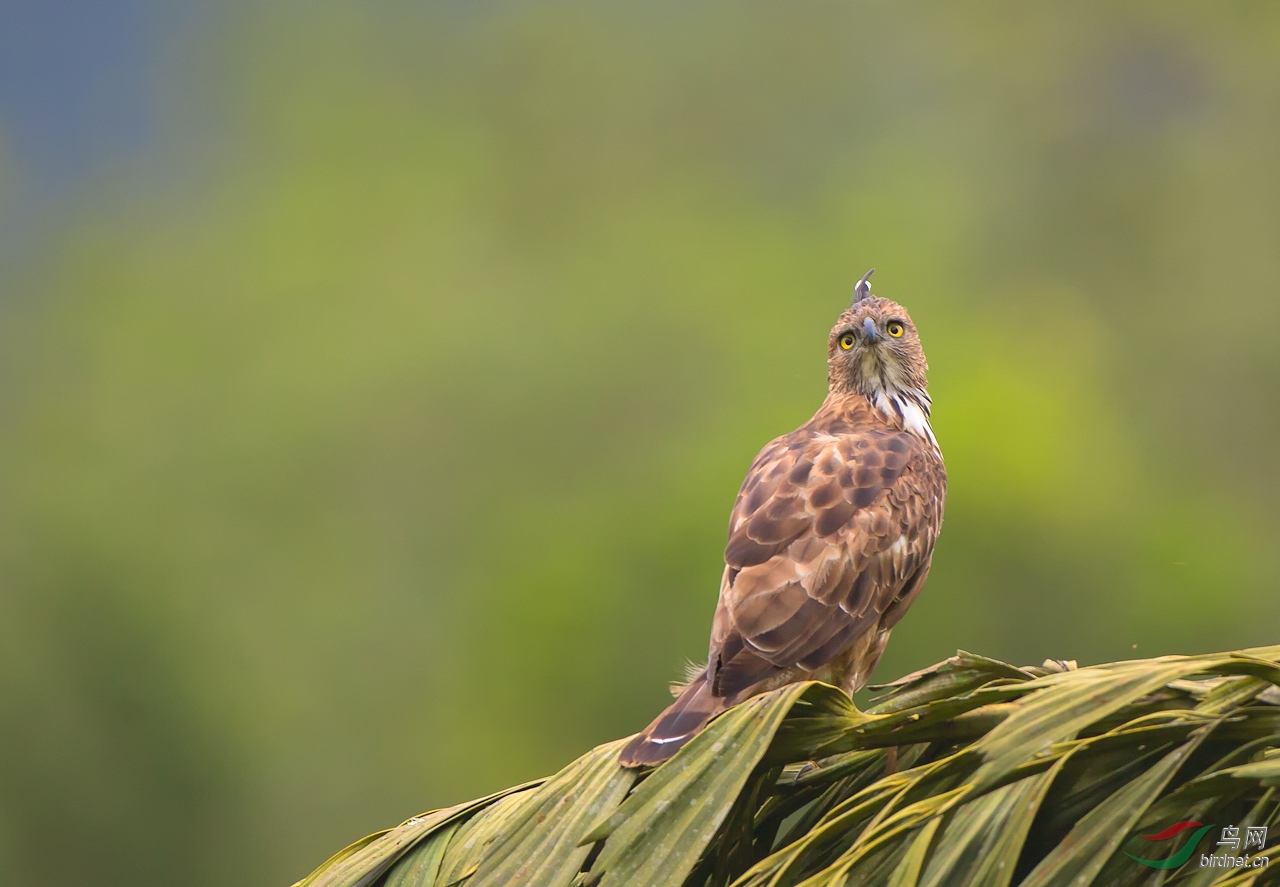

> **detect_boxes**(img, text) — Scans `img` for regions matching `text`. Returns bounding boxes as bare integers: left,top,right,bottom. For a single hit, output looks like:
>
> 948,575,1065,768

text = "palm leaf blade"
293,648,1280,887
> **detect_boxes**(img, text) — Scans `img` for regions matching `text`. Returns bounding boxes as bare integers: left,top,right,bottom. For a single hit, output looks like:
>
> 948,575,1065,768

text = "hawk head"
826,269,929,399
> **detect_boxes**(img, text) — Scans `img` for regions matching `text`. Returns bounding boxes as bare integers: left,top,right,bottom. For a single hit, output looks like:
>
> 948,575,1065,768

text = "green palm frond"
296,647,1280,887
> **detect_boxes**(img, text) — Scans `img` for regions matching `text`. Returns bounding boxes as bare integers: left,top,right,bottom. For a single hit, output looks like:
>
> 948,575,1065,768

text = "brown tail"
618,673,728,768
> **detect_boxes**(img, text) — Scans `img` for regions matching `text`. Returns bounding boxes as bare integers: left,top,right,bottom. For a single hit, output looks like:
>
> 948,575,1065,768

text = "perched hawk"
620,271,946,768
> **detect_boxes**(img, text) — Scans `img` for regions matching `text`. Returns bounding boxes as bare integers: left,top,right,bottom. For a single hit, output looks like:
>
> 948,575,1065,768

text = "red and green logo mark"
1125,821,1216,870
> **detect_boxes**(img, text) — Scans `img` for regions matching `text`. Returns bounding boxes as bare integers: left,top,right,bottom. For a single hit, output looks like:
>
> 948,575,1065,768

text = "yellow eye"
886,322,905,338
839,333,855,350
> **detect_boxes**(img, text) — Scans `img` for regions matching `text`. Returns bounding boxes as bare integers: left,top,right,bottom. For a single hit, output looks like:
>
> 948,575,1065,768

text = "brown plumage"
619,271,946,768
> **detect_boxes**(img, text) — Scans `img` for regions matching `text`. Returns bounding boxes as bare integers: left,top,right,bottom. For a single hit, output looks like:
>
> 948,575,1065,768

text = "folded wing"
710,425,943,699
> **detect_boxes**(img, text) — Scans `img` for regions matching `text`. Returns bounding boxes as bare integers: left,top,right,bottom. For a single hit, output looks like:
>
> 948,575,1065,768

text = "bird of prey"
620,270,946,768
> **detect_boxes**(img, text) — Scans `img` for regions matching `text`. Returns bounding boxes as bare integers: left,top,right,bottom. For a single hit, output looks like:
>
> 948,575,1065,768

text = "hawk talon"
792,760,820,784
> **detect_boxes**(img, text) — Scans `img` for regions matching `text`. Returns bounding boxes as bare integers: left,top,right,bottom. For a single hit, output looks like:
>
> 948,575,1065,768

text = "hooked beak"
862,317,879,342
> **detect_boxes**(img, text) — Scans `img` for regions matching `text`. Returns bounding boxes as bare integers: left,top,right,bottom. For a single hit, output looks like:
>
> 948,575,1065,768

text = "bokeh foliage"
0,3,1277,886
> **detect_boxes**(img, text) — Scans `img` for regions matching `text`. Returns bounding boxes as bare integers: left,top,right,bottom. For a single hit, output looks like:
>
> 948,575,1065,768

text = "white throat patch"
873,389,938,448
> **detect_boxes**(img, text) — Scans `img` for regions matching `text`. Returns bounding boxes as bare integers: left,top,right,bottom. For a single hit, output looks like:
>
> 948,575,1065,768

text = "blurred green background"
0,3,1278,885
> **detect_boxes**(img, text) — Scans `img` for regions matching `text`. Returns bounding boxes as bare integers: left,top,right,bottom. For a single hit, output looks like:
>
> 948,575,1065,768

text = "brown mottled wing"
710,424,944,699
